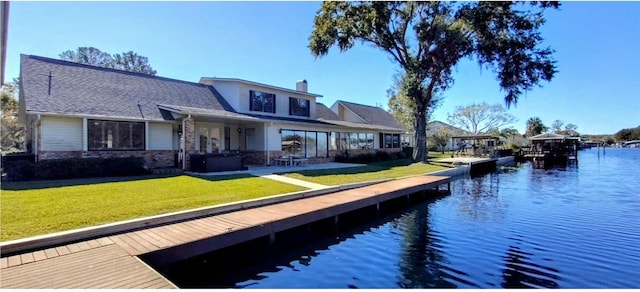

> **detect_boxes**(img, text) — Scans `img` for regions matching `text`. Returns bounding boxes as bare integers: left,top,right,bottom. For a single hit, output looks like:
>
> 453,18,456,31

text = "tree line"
59,47,157,75
614,126,640,141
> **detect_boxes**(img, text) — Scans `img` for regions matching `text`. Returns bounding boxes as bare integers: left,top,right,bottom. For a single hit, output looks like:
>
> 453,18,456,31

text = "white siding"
204,80,319,120
148,123,173,150
41,116,83,151
342,107,366,123
214,82,240,111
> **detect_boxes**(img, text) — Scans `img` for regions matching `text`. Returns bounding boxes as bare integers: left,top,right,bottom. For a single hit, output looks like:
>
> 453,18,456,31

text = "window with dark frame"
379,133,401,149
250,90,276,113
281,129,329,158
88,119,145,150
289,97,310,117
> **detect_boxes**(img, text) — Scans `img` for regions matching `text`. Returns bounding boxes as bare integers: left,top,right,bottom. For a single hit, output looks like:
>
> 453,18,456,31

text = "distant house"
18,55,405,171
425,121,469,151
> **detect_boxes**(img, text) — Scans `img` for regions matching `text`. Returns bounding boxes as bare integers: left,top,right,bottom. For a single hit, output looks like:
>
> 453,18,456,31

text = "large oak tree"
309,1,558,161
447,102,516,135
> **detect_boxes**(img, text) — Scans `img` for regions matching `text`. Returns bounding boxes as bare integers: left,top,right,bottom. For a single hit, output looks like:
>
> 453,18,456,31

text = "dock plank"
6,255,21,267
96,237,114,246
0,244,175,289
20,253,35,264
55,245,71,256
32,250,47,261
112,234,148,255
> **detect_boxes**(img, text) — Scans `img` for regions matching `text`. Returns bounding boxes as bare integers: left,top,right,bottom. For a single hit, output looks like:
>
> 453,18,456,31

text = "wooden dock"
0,175,450,289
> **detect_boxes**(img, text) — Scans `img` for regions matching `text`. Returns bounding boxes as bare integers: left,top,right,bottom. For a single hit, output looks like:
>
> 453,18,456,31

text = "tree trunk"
413,101,428,162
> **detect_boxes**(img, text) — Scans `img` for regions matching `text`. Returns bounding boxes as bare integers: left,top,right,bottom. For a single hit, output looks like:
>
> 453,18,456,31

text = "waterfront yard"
0,174,305,241
0,156,451,242
284,159,450,186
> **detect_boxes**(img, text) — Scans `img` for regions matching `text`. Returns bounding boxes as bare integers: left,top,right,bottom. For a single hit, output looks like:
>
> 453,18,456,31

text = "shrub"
333,150,406,164
2,160,36,181
3,157,150,181
1,154,36,181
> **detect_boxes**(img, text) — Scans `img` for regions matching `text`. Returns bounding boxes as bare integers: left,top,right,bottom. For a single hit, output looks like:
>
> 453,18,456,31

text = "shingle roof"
335,100,404,130
316,102,340,120
20,55,233,121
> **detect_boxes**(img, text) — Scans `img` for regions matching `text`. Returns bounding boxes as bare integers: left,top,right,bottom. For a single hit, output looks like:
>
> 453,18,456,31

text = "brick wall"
183,116,195,170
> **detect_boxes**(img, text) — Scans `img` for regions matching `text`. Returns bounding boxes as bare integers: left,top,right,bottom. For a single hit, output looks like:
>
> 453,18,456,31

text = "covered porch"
450,135,502,157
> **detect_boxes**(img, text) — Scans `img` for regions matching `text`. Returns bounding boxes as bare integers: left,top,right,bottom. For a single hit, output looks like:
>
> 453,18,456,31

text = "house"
18,55,406,171
425,120,470,151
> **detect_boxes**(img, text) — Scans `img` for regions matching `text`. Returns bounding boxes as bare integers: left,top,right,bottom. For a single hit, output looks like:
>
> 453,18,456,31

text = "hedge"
333,150,408,164
2,157,150,181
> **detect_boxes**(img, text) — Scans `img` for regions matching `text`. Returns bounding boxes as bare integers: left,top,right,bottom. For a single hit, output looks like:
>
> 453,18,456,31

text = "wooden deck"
0,175,450,289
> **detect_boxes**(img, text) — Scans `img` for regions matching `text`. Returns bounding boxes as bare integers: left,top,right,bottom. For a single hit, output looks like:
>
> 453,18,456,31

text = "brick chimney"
296,79,308,92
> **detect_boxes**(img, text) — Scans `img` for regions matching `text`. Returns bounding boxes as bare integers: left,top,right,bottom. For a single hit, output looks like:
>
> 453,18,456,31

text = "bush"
1,153,36,181
2,160,36,181
333,150,406,164
3,157,150,181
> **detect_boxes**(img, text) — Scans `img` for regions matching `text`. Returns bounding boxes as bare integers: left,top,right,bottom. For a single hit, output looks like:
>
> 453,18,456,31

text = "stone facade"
183,116,196,170
38,150,177,169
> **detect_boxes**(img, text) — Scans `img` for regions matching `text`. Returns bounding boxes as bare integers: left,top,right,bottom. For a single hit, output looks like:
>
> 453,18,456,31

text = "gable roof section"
20,55,233,121
334,100,404,130
316,102,340,120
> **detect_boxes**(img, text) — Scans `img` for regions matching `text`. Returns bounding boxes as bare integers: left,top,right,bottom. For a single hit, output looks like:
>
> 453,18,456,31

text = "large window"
250,90,276,113
281,129,328,157
289,97,310,117
330,132,375,150
380,133,401,148
88,120,145,150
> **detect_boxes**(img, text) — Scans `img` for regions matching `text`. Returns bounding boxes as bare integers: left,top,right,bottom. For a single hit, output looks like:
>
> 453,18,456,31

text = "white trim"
82,118,88,151
34,114,41,161
200,77,323,98
25,111,173,123
144,121,150,151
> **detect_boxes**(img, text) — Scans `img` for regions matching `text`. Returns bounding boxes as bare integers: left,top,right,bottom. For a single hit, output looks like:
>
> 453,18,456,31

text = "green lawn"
0,174,305,241
284,158,450,186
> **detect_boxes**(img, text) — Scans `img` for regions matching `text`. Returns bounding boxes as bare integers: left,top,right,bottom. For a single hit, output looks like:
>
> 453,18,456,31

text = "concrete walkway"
189,162,365,189
260,174,329,190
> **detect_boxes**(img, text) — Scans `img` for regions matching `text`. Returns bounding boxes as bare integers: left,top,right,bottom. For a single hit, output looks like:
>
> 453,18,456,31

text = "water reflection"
396,207,456,288
455,172,507,223
501,236,560,288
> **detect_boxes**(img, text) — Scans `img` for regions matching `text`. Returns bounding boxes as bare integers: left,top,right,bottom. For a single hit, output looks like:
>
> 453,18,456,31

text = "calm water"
170,148,640,288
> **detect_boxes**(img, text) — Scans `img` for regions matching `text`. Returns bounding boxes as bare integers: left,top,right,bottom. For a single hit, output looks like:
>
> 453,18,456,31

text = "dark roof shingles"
337,100,404,130
20,55,229,121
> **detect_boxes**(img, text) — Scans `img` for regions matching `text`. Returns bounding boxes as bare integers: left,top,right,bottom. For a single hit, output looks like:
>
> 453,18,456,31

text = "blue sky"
5,1,639,134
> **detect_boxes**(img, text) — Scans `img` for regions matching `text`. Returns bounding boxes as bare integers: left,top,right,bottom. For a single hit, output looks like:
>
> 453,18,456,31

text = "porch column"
183,115,195,171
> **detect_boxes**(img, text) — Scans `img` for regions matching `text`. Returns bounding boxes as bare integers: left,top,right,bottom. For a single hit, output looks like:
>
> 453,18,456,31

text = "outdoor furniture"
292,157,309,166
190,153,246,172
274,157,290,166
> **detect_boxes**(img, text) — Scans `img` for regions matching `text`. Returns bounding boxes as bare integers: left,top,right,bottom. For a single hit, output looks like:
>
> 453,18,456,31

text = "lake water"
168,148,640,288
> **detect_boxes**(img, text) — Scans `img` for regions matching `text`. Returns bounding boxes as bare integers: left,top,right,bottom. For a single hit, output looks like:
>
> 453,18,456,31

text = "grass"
284,158,450,186
0,174,305,241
